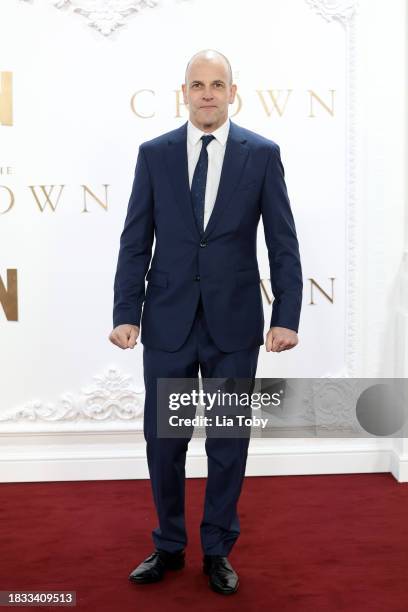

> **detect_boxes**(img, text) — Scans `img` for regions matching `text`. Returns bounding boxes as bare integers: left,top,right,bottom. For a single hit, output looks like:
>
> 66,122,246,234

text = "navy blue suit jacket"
113,120,303,352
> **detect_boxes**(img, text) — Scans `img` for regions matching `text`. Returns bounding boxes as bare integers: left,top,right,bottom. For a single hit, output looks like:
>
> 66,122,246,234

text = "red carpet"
1,473,407,611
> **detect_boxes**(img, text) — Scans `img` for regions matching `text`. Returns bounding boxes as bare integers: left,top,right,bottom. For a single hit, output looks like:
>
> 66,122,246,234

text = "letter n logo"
0,269,18,321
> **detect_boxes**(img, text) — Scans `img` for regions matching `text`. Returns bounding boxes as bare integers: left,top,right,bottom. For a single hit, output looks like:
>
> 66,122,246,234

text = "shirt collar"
187,117,230,147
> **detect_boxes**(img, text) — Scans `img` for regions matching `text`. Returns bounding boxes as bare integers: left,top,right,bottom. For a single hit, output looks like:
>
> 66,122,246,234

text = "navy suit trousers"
142,297,260,556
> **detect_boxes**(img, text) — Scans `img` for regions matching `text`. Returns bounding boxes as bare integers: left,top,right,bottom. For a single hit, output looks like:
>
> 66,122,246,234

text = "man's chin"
191,112,224,130
200,115,218,128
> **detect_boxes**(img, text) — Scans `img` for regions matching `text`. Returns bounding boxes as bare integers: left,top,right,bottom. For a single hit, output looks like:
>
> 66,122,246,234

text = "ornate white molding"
55,0,157,36
304,378,361,432
0,367,144,423
19,0,190,36
21,0,355,36
305,0,360,377
305,0,355,27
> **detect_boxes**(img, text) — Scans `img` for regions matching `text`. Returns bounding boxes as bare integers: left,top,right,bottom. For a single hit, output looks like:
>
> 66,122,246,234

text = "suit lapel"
203,120,249,239
165,122,200,239
165,119,249,241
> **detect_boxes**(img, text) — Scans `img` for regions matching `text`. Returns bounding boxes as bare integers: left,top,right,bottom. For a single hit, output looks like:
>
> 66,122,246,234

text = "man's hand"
109,324,140,350
266,326,298,352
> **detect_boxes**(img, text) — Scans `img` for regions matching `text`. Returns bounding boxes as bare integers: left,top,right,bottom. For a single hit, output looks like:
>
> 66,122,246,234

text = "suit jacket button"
200,240,207,247
195,275,200,281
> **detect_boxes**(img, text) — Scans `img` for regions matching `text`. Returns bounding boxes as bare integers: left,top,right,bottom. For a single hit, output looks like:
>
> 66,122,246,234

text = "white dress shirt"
187,117,230,230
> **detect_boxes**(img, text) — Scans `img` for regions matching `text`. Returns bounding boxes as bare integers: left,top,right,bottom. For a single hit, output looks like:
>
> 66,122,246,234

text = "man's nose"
202,89,214,99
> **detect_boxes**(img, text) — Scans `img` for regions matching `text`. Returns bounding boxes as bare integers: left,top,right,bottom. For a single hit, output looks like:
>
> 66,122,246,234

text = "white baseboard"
390,450,408,482
1,431,406,483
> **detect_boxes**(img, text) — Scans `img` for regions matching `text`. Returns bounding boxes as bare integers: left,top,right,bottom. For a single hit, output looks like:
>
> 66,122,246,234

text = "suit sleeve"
112,145,154,328
260,144,303,333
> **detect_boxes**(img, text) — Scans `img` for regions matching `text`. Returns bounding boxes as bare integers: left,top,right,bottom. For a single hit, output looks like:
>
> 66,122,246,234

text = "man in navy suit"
109,49,303,595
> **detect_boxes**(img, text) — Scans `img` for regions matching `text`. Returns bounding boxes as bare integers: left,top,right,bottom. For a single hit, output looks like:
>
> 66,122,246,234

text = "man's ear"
229,84,237,104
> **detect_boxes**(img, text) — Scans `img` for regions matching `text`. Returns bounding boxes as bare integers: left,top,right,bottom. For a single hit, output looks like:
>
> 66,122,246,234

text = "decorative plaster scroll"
303,377,362,432
19,0,191,36
0,367,144,423
305,0,355,27
54,0,157,35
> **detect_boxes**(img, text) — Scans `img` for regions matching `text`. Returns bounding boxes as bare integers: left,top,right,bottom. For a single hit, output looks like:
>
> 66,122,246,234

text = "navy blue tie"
191,134,215,235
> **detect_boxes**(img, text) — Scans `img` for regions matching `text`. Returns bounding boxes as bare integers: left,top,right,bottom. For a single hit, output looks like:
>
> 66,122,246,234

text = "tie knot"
201,134,215,149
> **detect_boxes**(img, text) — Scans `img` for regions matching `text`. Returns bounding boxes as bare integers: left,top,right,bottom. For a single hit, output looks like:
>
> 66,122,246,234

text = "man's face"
182,58,237,132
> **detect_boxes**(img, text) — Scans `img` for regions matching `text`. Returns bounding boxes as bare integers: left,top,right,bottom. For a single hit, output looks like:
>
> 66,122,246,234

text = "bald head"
181,49,237,133
185,49,233,86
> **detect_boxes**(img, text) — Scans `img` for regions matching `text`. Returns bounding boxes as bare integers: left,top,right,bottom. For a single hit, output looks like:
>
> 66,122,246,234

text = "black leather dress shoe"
203,555,239,595
128,548,185,583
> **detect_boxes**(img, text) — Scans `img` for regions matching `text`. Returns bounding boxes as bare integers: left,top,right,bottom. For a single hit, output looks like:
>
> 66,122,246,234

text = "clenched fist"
109,324,140,350
265,326,299,353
